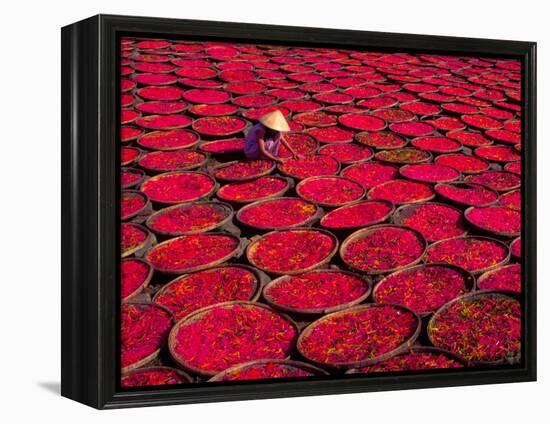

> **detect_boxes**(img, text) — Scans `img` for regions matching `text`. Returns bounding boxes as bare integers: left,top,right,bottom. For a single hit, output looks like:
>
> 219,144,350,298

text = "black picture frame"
61,14,537,409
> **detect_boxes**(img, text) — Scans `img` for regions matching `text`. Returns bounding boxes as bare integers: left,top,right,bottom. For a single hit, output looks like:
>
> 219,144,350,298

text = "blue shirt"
244,123,281,159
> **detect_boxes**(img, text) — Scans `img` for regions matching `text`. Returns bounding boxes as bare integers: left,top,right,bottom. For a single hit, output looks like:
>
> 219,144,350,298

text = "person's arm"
279,134,301,159
258,137,284,162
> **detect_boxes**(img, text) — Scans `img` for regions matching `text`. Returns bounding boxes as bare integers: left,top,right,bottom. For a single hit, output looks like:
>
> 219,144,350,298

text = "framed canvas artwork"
61,14,536,409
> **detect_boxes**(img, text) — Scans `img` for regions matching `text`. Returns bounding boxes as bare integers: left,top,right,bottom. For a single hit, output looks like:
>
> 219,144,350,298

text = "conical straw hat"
259,110,291,132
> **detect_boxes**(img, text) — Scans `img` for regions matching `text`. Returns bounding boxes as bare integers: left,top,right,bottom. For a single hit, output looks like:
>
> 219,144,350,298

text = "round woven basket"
121,257,154,302
391,202,468,242
121,302,175,375
209,160,277,182
208,359,329,382
236,196,323,231
296,303,421,369
121,366,193,385
246,228,339,276
372,263,476,318
152,264,268,310
295,176,366,208
145,201,234,236
140,171,218,205
423,235,511,275
340,224,428,275
464,206,521,238
427,290,521,366
168,301,298,377
262,269,372,315
145,232,245,274
345,346,469,374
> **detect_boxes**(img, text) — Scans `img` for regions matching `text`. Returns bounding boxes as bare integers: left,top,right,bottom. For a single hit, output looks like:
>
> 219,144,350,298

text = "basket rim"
135,114,193,131
317,144,374,164
337,112,388,132
296,175,366,208
296,303,421,368
433,153,490,175
354,130,408,150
